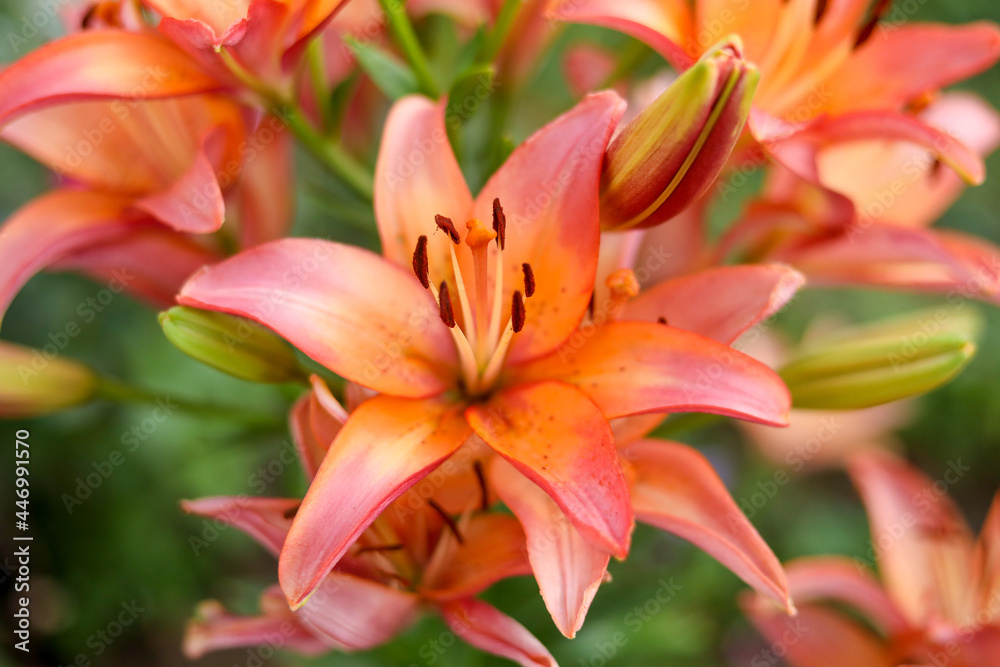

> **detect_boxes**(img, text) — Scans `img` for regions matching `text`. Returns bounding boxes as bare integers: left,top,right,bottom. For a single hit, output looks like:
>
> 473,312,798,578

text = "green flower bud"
0,342,98,417
160,307,307,384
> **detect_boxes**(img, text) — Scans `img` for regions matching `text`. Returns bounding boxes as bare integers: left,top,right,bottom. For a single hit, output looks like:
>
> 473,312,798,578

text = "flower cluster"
1,1,999,665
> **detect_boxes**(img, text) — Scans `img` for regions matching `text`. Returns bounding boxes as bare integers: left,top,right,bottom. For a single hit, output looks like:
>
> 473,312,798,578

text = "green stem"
378,0,439,98
480,0,522,66
277,105,375,201
97,378,285,427
307,39,335,133
655,412,725,437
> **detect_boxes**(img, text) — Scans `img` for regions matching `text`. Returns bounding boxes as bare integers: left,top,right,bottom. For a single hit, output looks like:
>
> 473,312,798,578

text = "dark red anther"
855,0,893,48
412,236,430,289
511,291,526,333
435,215,461,244
428,499,464,544
522,263,536,298
473,460,489,511
492,198,507,251
814,0,829,24
283,504,300,519
438,281,456,328
657,316,669,326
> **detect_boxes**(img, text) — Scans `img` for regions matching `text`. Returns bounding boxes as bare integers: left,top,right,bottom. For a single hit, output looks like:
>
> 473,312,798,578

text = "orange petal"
491,459,610,638
423,513,533,601
743,598,894,667
472,92,626,365
782,557,911,635
624,439,791,610
0,31,221,125
623,265,805,344
181,496,298,556
513,321,791,425
466,380,633,558
279,395,470,609
973,492,1000,621
823,22,1000,116
437,598,557,667
847,452,976,626
178,238,458,398
295,572,420,651
0,190,137,327
49,225,221,308
374,95,474,279
288,376,347,481
145,0,250,40
548,0,696,69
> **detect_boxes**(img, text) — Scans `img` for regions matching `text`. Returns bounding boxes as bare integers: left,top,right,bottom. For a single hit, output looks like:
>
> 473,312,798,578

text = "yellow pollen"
606,269,640,299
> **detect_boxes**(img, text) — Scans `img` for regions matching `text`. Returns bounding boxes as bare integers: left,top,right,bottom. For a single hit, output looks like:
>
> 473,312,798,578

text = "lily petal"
491,459,610,638
0,31,221,124
296,572,420,651
782,557,911,635
289,376,347,481
624,439,791,610
178,238,458,398
823,22,1000,116
0,190,138,327
623,265,805,344
847,452,976,626
49,225,221,308
375,96,474,278
438,597,557,667
744,598,894,667
233,123,295,247
279,395,470,609
973,492,1000,621
181,496,297,556
184,594,326,659
466,380,633,558
513,321,791,425
472,91,626,365
548,0,696,70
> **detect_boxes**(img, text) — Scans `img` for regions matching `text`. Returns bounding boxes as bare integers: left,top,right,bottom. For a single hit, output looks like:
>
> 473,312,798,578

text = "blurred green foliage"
1,1,999,666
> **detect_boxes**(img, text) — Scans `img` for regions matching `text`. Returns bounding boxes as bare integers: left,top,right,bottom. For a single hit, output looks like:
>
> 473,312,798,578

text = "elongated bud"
600,37,759,230
0,342,98,417
779,308,982,410
160,307,307,384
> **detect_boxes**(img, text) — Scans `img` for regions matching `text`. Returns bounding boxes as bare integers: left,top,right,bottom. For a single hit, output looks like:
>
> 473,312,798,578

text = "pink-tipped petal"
0,31,221,124
48,225,221,308
289,376,347,481
0,190,138,327
438,598,557,667
279,395,470,609
548,0,696,70
744,598,894,667
782,557,911,634
375,96,474,277
491,459,610,638
513,321,791,425
181,496,298,556
295,572,420,651
184,595,326,659
623,265,805,344
466,380,633,558
848,452,976,626
472,92,626,365
823,23,1000,116
624,439,791,610
178,238,458,398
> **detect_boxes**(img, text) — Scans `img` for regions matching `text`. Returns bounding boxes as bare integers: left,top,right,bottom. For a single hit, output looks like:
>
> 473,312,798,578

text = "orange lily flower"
183,378,553,666
177,92,792,612
548,0,1000,200
745,451,1000,667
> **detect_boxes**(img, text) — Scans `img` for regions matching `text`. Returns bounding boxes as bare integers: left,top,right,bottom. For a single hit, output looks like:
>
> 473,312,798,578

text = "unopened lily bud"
160,307,307,384
0,342,98,417
779,308,981,410
600,37,759,230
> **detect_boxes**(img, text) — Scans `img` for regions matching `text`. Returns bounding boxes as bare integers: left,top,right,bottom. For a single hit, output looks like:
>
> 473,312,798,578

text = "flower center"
411,198,534,396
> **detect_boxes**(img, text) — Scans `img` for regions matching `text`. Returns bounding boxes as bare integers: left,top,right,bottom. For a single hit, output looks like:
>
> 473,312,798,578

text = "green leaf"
345,36,420,100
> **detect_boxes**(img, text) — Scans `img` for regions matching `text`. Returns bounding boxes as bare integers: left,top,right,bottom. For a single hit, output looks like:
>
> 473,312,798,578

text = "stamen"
854,0,892,48
657,316,669,326
606,269,640,320
814,0,828,24
438,281,456,328
522,263,536,298
473,460,489,511
428,499,464,544
435,215,461,244
511,291,526,333
587,294,595,320
492,198,507,250
355,543,405,555
283,504,300,519
412,235,430,289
